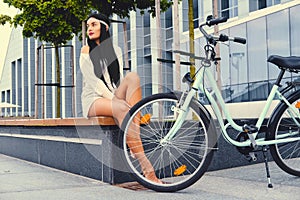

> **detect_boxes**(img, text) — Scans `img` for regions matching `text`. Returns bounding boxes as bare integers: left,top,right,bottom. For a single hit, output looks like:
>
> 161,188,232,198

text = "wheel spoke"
122,93,215,192
270,93,300,176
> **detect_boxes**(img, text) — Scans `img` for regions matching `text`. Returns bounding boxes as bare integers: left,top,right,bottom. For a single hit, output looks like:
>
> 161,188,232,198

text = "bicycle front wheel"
120,93,217,192
268,90,300,176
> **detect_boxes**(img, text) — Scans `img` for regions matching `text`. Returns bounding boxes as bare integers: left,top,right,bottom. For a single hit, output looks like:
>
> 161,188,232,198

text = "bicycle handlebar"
206,16,228,27
217,34,247,44
200,16,247,45
233,37,247,44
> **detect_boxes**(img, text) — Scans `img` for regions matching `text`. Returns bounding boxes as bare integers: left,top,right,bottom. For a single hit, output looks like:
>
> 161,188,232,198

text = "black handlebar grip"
234,37,247,44
219,34,229,42
206,17,228,27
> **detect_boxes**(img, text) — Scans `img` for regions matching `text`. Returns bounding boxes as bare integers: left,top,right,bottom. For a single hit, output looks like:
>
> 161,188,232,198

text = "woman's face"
87,17,101,44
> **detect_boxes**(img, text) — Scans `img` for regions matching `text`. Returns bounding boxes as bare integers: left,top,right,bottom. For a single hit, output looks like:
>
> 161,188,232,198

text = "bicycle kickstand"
262,146,273,188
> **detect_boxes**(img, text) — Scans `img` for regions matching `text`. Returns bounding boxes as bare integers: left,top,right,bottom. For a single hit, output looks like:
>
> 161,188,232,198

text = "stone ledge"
0,116,116,126
0,133,103,145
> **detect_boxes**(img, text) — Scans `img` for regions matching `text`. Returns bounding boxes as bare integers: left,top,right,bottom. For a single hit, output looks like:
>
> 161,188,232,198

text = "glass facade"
3,38,78,118
250,0,282,12
11,61,16,115
1,1,299,118
182,0,203,32
17,58,22,114
219,4,300,103
220,0,238,18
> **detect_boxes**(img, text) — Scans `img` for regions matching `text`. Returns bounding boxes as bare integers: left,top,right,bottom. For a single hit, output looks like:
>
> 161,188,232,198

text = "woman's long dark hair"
87,13,120,89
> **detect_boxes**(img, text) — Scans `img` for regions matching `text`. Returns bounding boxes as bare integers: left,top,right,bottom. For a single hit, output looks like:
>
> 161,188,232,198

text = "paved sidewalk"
1,154,300,200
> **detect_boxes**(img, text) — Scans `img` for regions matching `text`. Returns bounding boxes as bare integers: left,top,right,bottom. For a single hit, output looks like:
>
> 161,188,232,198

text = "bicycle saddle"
268,55,300,71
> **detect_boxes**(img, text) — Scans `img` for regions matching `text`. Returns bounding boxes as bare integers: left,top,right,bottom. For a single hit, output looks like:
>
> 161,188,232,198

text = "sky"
0,1,17,78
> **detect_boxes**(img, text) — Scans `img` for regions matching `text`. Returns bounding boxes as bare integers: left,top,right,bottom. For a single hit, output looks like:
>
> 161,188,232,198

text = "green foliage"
0,14,11,25
2,0,177,45
3,0,91,46
90,0,177,18
137,0,174,17
1,0,177,118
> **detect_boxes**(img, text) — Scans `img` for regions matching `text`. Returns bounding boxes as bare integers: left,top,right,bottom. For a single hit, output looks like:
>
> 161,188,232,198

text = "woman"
80,13,161,184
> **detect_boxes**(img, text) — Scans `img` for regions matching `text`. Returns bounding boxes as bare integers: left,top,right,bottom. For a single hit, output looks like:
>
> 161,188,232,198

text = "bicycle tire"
267,90,300,176
120,92,217,192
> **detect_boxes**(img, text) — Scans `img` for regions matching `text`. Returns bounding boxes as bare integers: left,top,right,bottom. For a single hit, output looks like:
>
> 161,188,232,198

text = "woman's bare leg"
114,72,162,183
89,72,161,183
88,98,113,117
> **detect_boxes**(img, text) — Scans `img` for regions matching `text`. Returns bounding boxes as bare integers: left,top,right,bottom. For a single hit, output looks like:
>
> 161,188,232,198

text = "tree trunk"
173,0,181,91
188,0,195,78
213,0,221,92
55,46,61,118
155,0,162,94
213,0,223,117
82,20,86,46
188,0,197,120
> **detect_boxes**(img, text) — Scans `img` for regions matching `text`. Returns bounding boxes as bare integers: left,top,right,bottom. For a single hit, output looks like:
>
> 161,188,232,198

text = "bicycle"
119,15,300,192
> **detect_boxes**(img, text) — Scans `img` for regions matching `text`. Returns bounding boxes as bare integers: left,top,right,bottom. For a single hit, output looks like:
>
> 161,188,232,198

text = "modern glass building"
0,26,83,118
0,0,299,118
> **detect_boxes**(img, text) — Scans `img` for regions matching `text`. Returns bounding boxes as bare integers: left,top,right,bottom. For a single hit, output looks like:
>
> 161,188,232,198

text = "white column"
43,45,47,118
112,14,119,45
130,11,137,72
173,0,181,91
28,39,32,117
61,47,66,118
150,16,158,95
72,38,77,117
15,60,18,116
21,41,25,116
52,48,56,118
34,39,38,118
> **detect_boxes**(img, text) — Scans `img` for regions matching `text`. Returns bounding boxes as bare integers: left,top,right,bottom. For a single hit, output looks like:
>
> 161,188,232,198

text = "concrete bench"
0,116,134,184
0,116,117,126
0,117,271,185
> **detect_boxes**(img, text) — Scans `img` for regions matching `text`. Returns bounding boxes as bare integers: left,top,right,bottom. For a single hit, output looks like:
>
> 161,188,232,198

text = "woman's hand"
81,46,89,54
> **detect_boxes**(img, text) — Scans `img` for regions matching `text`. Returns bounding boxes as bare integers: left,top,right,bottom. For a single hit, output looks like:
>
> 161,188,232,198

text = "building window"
249,0,281,12
6,90,10,116
11,61,16,116
249,0,267,12
1,91,5,117
220,0,238,19
193,0,199,28
267,0,281,7
1,91,5,102
165,8,172,28
17,58,22,114
182,0,203,32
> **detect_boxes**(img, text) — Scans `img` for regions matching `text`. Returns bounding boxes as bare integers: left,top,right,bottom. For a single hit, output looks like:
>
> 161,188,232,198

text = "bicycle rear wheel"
120,93,217,192
268,90,300,176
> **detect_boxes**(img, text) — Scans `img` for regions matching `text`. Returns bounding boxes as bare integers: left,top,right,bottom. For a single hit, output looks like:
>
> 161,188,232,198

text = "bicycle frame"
161,65,300,148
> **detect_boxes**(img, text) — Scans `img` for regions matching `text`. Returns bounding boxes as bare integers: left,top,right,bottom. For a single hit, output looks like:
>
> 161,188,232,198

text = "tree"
0,0,175,118
0,14,11,25
188,0,195,80
1,0,91,118
90,0,173,18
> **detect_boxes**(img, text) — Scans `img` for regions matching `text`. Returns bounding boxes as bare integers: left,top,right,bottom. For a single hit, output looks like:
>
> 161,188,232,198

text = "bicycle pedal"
243,124,258,133
245,153,257,162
